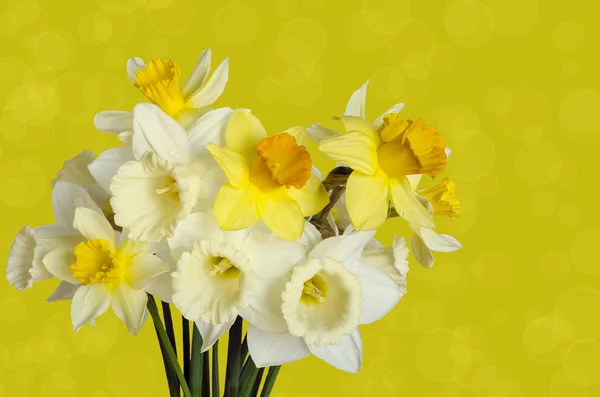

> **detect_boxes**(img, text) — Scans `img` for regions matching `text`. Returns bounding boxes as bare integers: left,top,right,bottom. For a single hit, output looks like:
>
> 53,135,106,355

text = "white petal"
360,236,409,287
52,181,102,231
71,284,111,332
128,253,169,289
406,174,423,191
73,207,115,247
420,228,462,252
411,233,434,269
353,263,403,324
144,273,174,304
309,230,375,265
168,212,224,260
373,103,405,130
182,49,212,98
132,103,190,164
185,57,229,108
47,281,79,302
194,318,234,352
308,328,362,373
6,226,37,290
240,275,289,333
52,150,97,188
88,146,135,193
43,247,80,284
345,80,368,118
188,107,234,155
298,221,322,250
94,111,134,133
305,123,341,143
247,325,310,367
118,131,133,144
112,284,148,335
244,231,305,278
127,56,145,82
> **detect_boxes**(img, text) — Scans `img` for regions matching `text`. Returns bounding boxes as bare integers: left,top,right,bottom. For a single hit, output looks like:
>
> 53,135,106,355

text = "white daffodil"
247,228,408,373
94,49,229,143
41,196,169,335
168,212,306,351
6,178,111,292
92,103,232,243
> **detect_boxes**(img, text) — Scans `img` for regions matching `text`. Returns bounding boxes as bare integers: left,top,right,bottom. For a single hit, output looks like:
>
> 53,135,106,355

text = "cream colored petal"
144,273,174,304
284,126,308,147
345,170,390,231
168,212,223,260
112,284,148,335
126,56,145,82
213,184,260,231
360,236,409,287
286,174,329,217
308,329,362,373
282,258,362,346
411,233,434,269
195,319,235,352
257,193,304,241
43,247,80,284
6,226,37,290
73,207,116,247
344,80,368,118
206,144,249,188
244,232,305,278
188,107,234,155
420,227,462,253
47,281,79,302
353,263,403,324
390,177,435,229
247,325,310,367
128,253,169,289
305,123,341,143
52,181,103,232
373,102,405,130
88,146,135,193
131,103,190,164
240,275,290,333
52,150,97,188
181,49,212,98
319,132,378,175
334,115,381,145
308,230,375,265
185,57,229,108
94,111,133,133
225,109,267,158
71,284,111,332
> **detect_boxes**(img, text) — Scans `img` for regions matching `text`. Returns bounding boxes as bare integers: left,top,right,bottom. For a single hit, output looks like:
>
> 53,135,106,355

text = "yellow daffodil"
207,110,329,241
319,113,447,231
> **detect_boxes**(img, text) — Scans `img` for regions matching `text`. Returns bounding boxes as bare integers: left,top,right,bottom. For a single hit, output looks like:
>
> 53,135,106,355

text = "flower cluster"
6,50,461,374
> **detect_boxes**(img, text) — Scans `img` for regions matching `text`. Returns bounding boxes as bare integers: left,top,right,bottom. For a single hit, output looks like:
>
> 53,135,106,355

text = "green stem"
190,325,204,397
154,323,180,396
240,335,248,364
212,341,220,397
147,295,192,397
183,317,191,384
238,356,259,397
224,317,243,397
162,301,177,355
259,367,281,397
250,368,264,397
202,351,210,397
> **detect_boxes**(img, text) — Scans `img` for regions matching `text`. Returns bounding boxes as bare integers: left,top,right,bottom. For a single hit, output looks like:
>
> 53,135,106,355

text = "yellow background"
1,0,599,395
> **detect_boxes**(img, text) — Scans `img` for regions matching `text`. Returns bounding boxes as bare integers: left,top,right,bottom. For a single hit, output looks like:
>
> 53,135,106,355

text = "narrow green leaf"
202,350,210,397
162,301,177,355
259,367,281,397
224,317,243,397
212,341,220,397
147,295,192,397
190,325,204,397
249,368,264,397
183,317,191,384
238,356,259,397
154,324,180,396
240,336,248,364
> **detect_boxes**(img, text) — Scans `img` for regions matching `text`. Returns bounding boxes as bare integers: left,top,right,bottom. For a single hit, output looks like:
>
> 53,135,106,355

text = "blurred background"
0,0,599,395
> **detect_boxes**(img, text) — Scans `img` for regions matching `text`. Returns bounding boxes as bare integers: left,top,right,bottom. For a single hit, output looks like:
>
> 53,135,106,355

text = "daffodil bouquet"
6,50,461,397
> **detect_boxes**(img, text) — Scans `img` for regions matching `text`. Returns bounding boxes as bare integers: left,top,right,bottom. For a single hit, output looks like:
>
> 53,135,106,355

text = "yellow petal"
206,144,249,188
225,110,267,158
334,115,382,145
258,193,304,241
390,176,435,228
284,126,308,147
214,184,260,230
319,132,378,175
286,174,329,217
345,170,390,230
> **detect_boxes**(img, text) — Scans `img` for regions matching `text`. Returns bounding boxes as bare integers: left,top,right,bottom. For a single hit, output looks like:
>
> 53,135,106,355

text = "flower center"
254,133,312,189
419,177,460,218
156,175,180,203
376,116,447,178
301,274,327,305
134,59,186,117
209,257,240,279
70,239,127,286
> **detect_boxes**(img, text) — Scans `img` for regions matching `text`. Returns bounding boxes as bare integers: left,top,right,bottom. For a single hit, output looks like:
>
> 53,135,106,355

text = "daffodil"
102,103,231,243
94,49,229,143
168,212,306,351
42,204,169,334
207,109,329,241
409,177,462,268
247,228,407,373
314,80,447,231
